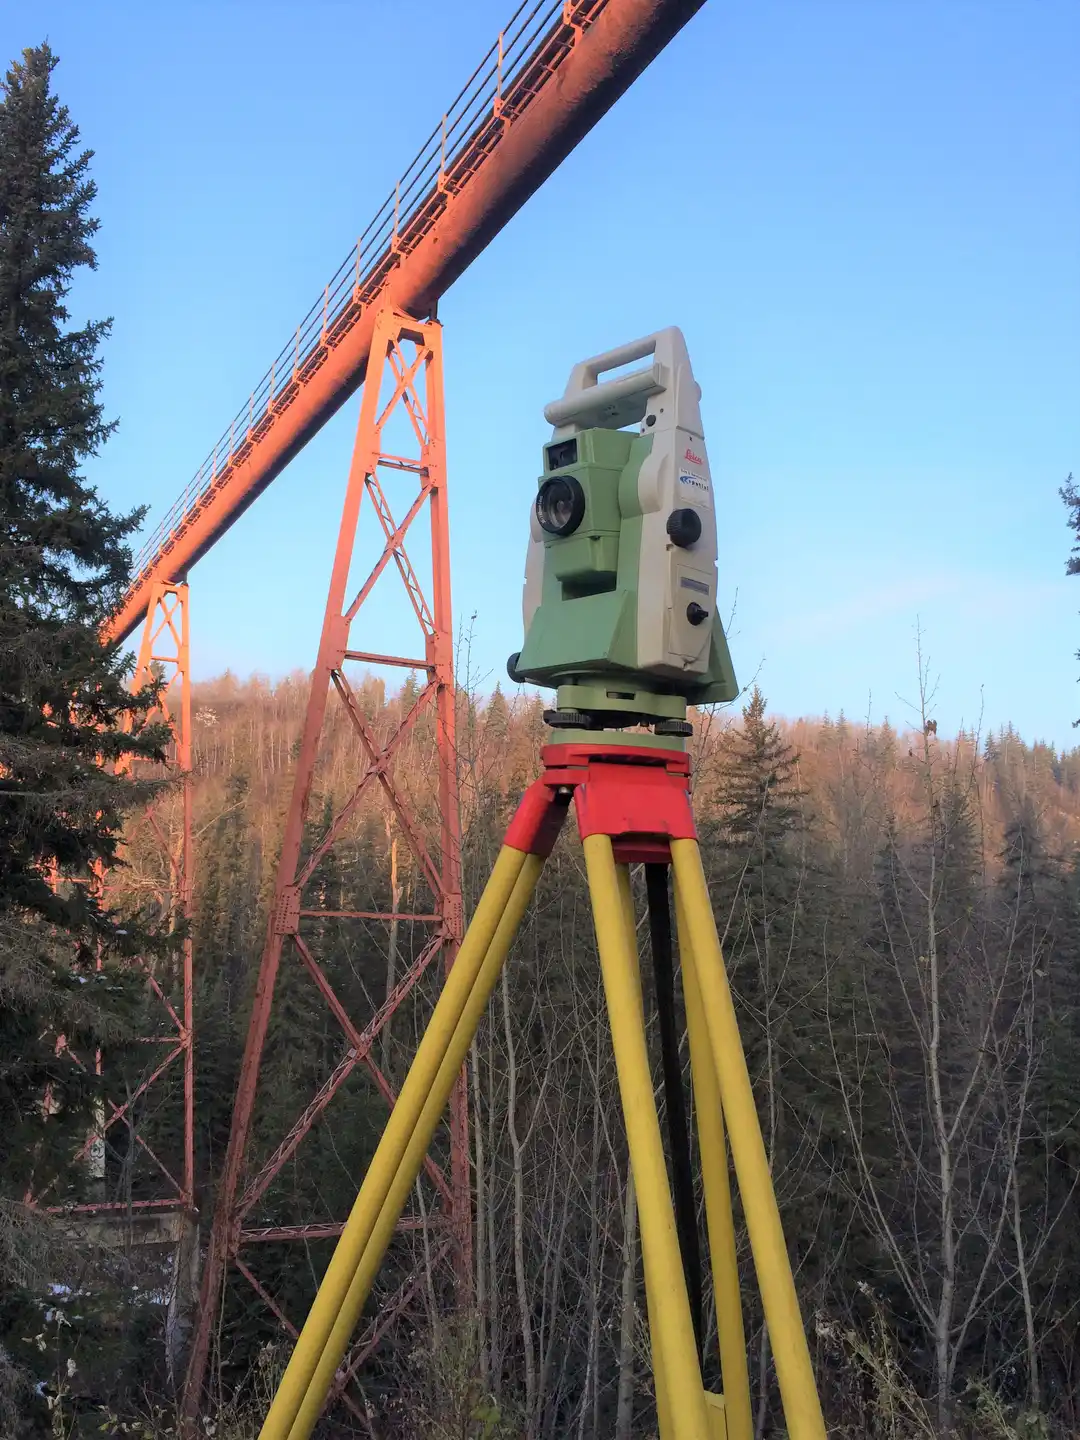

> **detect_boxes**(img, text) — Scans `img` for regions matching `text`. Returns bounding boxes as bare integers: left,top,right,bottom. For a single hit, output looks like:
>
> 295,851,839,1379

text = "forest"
3,30,1080,1440
12,665,1080,1439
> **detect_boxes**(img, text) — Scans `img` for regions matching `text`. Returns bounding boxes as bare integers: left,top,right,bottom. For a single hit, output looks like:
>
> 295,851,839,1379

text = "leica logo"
684,447,704,466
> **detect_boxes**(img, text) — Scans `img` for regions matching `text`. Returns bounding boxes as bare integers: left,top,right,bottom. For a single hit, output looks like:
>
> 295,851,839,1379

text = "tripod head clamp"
508,327,738,742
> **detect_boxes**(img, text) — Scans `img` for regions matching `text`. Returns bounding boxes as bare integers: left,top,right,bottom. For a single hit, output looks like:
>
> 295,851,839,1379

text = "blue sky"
8,0,1079,745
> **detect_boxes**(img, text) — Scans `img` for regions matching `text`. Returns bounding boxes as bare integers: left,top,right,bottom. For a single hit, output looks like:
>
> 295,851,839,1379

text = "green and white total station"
507,326,738,740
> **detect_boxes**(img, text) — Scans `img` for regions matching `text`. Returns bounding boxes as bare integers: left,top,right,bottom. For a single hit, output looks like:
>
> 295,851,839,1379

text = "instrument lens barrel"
536,475,586,536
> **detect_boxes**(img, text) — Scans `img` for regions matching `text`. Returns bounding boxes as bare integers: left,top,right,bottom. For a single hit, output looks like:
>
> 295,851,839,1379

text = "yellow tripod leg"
670,840,826,1440
584,836,710,1440
258,844,532,1440
676,890,753,1440
615,865,674,1440
283,855,545,1440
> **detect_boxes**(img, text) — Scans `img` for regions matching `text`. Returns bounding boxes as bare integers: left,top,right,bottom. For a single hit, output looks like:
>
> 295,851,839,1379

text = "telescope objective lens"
536,475,586,537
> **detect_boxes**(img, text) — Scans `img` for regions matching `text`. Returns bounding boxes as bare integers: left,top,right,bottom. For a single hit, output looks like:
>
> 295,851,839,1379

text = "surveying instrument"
257,330,827,1440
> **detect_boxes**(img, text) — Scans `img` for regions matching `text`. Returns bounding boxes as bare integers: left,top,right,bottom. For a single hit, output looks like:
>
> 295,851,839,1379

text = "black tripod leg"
645,862,704,1364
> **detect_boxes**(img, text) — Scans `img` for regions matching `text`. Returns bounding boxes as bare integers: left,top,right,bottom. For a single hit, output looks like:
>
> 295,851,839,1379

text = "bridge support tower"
183,308,466,1423
35,580,197,1383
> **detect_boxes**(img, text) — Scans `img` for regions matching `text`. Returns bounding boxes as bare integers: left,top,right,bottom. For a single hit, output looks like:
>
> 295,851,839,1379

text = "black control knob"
507,652,524,683
686,602,709,626
666,508,702,548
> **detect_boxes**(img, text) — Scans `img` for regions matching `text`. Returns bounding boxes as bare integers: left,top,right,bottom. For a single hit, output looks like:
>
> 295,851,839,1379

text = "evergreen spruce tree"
997,803,1080,1385
483,683,509,745
997,798,1054,955
712,686,807,928
705,691,828,1341
0,43,167,1197
398,670,420,714
1061,472,1080,721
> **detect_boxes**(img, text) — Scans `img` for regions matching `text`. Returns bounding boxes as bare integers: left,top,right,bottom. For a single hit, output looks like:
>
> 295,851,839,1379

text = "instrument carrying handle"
573,332,664,384
543,329,670,430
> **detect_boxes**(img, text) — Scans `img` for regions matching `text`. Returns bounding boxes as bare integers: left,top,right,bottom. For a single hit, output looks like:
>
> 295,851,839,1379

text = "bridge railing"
128,0,585,585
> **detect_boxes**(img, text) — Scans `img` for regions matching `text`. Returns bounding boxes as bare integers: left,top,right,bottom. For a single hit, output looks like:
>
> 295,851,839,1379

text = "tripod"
257,740,827,1440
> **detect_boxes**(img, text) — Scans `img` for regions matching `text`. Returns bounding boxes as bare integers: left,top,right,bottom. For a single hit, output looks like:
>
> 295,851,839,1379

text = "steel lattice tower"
183,312,466,1420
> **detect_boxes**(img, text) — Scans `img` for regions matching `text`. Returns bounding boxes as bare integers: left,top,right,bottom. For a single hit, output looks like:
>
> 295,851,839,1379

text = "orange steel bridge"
84,0,709,1424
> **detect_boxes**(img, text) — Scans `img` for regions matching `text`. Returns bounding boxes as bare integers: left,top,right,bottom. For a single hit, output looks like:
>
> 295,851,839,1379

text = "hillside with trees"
81,670,1079,1438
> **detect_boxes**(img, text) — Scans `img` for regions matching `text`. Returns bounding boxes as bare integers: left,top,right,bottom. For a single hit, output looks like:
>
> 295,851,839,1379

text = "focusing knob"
655,719,694,737
686,602,709,626
544,709,595,729
507,652,524,684
666,508,702,548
